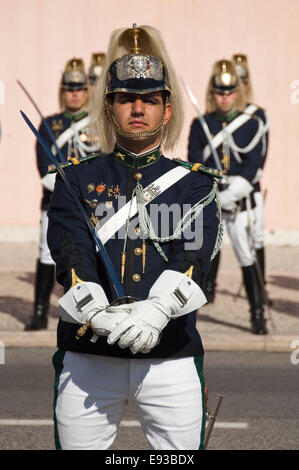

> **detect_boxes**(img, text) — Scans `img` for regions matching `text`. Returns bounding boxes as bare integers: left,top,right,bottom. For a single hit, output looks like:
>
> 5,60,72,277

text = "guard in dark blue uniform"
188,59,267,335
47,25,221,450
26,58,100,330
233,54,270,285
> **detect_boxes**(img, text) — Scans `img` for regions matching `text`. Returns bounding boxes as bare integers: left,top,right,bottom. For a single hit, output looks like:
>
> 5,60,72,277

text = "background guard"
188,59,267,335
232,53,270,287
26,58,99,330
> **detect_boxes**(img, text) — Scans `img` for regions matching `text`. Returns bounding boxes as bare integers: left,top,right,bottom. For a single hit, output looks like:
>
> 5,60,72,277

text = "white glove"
107,269,207,354
58,281,129,336
220,176,253,212
41,173,56,192
219,191,238,212
87,304,130,336
107,299,170,354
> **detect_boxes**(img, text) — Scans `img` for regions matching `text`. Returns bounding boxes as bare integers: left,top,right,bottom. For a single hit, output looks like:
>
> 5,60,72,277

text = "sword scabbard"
204,394,224,449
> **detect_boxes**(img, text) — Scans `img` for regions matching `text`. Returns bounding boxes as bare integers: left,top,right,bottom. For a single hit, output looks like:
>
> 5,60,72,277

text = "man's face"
213,91,239,113
111,91,172,140
63,89,88,111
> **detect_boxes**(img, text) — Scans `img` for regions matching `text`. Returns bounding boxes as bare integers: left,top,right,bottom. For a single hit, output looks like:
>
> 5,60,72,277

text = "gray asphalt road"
0,348,298,450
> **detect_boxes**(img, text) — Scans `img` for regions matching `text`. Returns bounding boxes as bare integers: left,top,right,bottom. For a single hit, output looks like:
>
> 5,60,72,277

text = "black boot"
242,265,267,335
256,247,273,307
203,251,221,303
256,247,265,283
25,260,55,331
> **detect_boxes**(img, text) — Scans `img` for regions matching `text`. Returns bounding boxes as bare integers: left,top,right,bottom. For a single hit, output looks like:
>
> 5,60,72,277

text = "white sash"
97,166,190,245
202,104,258,162
51,116,90,154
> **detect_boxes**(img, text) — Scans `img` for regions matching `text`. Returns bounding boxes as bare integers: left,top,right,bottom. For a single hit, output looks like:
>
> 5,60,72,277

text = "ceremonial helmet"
59,58,88,109
88,53,106,85
61,58,88,91
206,59,245,112
90,24,183,154
232,53,253,101
232,54,249,82
211,60,239,95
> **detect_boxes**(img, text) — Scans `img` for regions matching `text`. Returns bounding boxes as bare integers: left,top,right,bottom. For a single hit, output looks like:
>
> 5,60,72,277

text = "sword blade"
20,109,125,300
180,76,225,179
180,76,202,115
17,80,65,163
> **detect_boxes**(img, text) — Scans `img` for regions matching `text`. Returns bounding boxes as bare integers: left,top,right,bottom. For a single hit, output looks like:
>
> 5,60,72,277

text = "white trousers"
40,210,55,265
225,209,256,267
53,351,206,450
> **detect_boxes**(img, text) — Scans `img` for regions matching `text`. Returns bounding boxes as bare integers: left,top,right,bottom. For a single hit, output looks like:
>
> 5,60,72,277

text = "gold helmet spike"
232,54,249,82
91,53,105,67
128,24,142,54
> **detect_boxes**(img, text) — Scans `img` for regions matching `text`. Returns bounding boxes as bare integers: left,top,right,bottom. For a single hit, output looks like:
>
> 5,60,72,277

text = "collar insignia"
112,145,161,168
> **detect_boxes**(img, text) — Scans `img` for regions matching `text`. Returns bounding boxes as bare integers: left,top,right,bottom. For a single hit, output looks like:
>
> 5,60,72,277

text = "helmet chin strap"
105,97,168,140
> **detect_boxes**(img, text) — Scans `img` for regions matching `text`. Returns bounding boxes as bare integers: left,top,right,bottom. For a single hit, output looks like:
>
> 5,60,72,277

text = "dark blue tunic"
47,149,219,359
187,110,265,208
36,111,90,210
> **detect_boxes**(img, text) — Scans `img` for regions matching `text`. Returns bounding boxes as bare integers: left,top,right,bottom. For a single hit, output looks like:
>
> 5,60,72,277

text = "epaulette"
48,152,101,173
252,103,266,112
173,159,223,179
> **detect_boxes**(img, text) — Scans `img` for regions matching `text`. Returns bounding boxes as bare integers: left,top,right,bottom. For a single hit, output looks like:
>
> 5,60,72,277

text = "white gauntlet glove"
107,299,170,354
41,173,56,192
220,176,253,212
58,281,130,337
107,270,207,355
87,304,130,336
219,191,238,212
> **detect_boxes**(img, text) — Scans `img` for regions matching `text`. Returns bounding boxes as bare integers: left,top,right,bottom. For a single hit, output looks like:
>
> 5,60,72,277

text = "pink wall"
0,0,298,232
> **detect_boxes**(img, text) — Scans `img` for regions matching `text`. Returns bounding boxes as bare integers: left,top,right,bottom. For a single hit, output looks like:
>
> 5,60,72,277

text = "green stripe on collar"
215,110,239,123
112,145,161,168
63,111,88,122
173,159,223,179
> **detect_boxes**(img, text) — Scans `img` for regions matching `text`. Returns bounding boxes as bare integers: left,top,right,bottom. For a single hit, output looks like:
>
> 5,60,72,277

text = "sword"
204,393,224,449
17,80,65,163
20,109,126,303
180,76,226,185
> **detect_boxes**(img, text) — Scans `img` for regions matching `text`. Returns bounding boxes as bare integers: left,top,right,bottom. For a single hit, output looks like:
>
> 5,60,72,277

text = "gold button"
134,247,142,255
135,227,141,234
134,172,142,181
132,274,141,282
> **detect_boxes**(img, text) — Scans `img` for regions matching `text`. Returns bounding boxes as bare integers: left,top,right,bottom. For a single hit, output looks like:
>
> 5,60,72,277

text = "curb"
0,331,57,348
201,332,297,352
0,331,297,352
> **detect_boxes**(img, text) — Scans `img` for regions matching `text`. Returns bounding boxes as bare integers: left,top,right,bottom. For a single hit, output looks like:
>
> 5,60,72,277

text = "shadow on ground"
0,296,59,325
268,275,299,291
197,311,250,333
17,272,63,298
